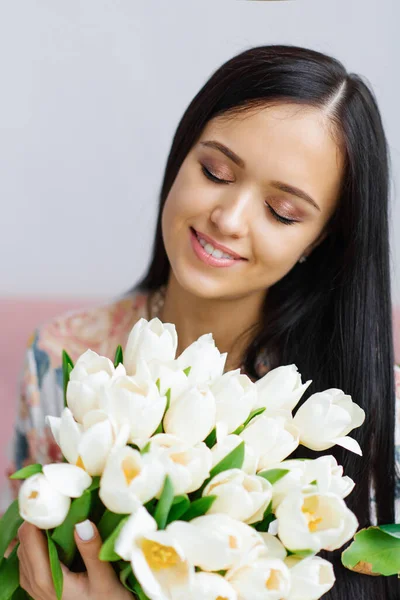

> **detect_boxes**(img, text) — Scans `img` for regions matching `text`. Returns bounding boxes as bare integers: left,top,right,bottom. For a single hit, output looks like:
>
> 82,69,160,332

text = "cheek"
253,224,309,268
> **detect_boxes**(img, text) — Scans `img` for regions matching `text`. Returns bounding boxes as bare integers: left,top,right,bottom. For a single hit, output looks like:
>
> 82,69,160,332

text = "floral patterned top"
2,287,400,522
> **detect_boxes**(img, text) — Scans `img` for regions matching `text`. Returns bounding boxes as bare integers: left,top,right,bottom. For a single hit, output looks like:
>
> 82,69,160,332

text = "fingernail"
75,520,94,541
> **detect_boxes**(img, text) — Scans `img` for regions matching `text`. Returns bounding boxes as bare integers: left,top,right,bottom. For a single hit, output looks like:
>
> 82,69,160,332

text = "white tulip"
100,375,167,446
163,385,216,446
176,333,227,386
202,469,272,524
211,370,257,434
191,572,237,600
254,364,312,413
67,349,125,423
211,434,258,475
42,464,92,498
240,413,299,471
276,491,358,553
124,317,178,376
19,473,70,529
168,514,266,572
285,556,335,600
99,445,165,513
302,456,355,499
260,460,307,511
115,506,194,600
293,388,365,455
46,407,129,476
226,558,291,600
257,533,287,561
150,434,212,495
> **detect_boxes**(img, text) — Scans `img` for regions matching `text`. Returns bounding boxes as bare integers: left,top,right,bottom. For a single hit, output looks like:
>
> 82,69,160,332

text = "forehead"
199,103,345,217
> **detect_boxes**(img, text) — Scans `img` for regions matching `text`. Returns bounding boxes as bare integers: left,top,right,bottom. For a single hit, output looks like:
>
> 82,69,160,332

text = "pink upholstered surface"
0,298,399,498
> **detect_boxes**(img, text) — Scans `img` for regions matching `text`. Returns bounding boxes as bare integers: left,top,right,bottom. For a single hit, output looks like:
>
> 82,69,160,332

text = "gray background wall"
1,0,399,302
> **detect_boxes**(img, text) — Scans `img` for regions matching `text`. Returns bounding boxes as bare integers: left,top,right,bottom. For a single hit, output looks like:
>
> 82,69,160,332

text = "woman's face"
161,103,345,301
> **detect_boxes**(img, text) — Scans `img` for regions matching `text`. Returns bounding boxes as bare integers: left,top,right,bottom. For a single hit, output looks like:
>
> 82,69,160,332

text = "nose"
209,190,253,239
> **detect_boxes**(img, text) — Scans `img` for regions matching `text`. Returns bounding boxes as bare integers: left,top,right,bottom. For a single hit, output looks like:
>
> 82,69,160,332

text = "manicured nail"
75,520,94,541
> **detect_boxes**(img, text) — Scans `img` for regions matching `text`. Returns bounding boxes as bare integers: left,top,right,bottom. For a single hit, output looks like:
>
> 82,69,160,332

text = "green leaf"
11,586,31,600
244,407,266,427
155,378,161,392
209,441,245,479
62,350,74,408
51,492,92,566
114,345,124,368
99,517,129,562
47,532,63,600
0,499,23,559
342,526,400,576
119,563,135,592
166,495,190,524
183,366,191,376
253,501,275,532
0,543,20,600
258,469,290,485
154,476,174,530
154,388,172,435
379,524,400,539
85,476,101,493
290,549,315,558
204,428,217,449
141,442,151,455
98,510,129,541
179,496,217,521
9,464,43,480
233,407,266,435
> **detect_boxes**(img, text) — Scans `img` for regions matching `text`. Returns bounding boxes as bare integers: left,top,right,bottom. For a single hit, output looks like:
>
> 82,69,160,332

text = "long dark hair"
134,45,398,597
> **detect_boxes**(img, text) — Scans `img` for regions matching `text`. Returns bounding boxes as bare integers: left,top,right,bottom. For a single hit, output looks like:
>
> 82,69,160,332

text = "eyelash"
201,165,298,226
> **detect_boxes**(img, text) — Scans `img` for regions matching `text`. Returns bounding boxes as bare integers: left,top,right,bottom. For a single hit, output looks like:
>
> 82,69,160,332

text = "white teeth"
196,232,236,260
212,249,224,259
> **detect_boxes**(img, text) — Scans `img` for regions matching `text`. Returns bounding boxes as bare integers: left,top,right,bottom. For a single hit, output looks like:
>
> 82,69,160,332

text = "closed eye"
201,165,231,184
265,203,298,226
201,163,298,226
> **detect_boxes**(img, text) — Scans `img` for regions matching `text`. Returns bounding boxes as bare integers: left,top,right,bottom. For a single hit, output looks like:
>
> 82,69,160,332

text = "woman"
6,44,400,598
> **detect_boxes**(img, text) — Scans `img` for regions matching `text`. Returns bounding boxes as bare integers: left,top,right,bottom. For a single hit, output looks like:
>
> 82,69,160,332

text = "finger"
74,520,119,591
18,522,54,594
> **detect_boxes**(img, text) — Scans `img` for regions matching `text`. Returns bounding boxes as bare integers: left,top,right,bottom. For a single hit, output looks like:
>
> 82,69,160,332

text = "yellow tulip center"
141,539,180,570
122,457,141,485
229,535,238,549
169,452,188,466
28,491,39,499
302,496,323,532
265,569,282,591
216,597,229,600
76,456,85,469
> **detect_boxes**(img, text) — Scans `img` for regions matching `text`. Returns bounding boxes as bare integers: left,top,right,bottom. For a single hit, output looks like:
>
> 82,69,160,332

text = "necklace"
149,285,167,320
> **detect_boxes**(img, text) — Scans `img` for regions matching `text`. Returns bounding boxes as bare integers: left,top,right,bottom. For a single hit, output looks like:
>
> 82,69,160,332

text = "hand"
17,520,134,600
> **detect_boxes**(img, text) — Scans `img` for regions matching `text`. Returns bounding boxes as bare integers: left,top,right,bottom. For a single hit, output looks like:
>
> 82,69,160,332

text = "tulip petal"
115,506,157,560
333,436,362,455
166,520,238,572
59,408,82,465
42,464,92,498
46,415,61,447
78,419,114,475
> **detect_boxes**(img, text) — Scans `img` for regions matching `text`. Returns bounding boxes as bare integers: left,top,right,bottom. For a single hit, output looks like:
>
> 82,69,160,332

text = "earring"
299,255,307,263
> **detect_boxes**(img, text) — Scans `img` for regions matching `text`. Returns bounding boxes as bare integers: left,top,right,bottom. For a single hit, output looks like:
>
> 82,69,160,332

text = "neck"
159,274,266,372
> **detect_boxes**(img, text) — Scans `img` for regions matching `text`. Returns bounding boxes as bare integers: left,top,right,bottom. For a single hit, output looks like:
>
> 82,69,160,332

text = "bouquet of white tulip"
0,317,366,600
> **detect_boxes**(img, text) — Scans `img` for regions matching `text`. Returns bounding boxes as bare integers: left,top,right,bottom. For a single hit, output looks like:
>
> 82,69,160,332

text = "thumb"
74,520,119,587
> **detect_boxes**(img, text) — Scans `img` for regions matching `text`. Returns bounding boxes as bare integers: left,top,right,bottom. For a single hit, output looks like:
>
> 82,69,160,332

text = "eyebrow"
200,139,321,212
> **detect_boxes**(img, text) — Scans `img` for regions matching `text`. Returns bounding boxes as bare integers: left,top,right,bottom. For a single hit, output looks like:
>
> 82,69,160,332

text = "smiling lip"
190,228,244,268
191,227,245,259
